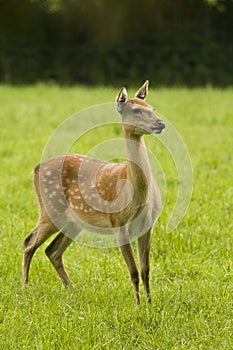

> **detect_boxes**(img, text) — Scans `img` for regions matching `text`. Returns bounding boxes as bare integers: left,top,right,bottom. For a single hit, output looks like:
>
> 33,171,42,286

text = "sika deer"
22,80,165,304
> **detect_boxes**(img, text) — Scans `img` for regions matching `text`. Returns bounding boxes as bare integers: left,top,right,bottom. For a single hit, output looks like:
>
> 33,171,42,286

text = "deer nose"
157,119,165,129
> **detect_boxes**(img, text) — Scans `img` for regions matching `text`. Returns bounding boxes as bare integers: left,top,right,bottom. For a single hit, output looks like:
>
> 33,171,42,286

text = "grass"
0,83,233,349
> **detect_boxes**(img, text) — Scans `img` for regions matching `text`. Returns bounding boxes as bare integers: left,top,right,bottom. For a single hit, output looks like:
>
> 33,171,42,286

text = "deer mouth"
150,127,165,134
151,120,166,134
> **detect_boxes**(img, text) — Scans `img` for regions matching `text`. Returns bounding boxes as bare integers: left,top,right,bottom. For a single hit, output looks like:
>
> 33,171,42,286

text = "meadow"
0,84,232,349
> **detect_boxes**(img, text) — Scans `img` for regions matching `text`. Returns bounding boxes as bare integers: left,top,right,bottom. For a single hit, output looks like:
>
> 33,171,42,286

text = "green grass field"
0,84,233,349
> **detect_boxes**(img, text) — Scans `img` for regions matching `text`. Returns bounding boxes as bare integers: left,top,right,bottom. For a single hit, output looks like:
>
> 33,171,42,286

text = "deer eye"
133,108,142,114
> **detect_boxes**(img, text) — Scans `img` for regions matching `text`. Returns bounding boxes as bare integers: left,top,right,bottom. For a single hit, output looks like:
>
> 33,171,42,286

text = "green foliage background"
0,0,232,85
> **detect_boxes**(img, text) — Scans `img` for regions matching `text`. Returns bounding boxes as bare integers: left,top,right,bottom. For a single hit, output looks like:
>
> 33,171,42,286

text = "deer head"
115,80,165,136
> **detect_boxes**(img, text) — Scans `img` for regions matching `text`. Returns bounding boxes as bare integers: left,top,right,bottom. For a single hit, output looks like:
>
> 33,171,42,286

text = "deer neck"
122,128,152,195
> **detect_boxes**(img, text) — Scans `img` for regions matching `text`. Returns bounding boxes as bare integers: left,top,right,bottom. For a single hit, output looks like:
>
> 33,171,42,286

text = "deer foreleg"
138,229,152,303
117,230,140,304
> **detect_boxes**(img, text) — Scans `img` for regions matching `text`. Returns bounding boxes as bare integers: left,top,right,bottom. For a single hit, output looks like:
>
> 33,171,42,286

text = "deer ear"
135,80,149,100
115,87,128,103
115,87,128,113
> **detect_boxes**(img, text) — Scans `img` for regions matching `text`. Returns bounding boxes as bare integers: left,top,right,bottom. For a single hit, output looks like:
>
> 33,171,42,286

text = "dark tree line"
0,0,232,85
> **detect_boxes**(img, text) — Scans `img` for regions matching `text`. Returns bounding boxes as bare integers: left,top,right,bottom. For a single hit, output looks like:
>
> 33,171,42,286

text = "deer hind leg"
137,229,152,303
45,227,81,287
23,218,57,284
